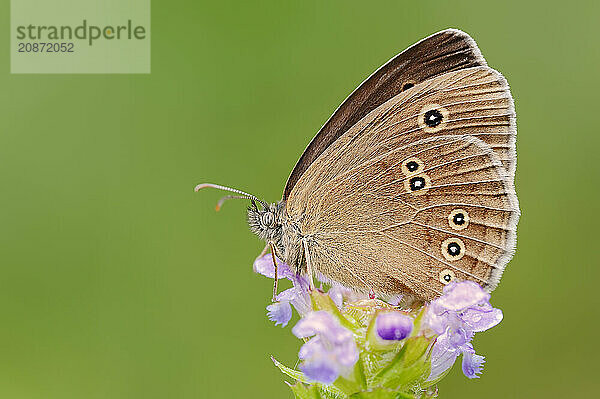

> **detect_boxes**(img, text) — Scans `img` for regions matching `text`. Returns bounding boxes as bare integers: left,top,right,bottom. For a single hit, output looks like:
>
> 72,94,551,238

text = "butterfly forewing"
283,29,489,199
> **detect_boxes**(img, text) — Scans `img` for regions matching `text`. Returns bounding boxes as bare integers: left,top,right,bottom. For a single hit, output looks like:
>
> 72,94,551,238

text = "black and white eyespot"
424,109,443,127
261,211,275,228
418,104,449,133
403,173,431,195
438,269,456,285
448,209,470,231
441,237,466,261
410,177,425,190
401,157,424,176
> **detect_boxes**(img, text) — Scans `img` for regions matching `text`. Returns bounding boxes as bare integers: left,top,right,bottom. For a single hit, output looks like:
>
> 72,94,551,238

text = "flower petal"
292,311,343,340
253,254,293,280
424,303,463,335
436,281,490,311
425,281,502,337
427,332,460,381
266,300,293,327
298,336,323,360
461,305,503,332
299,353,339,384
334,336,360,367
447,327,472,348
328,285,346,308
461,347,485,379
289,287,312,317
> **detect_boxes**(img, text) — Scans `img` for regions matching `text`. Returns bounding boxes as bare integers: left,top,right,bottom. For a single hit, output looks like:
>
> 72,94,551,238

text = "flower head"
255,257,504,393
292,311,359,384
269,283,504,397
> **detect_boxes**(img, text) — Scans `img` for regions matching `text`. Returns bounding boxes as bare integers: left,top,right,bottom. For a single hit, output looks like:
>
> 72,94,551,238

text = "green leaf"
354,350,369,389
410,307,428,338
289,382,323,399
272,356,309,383
332,374,363,396
371,336,433,390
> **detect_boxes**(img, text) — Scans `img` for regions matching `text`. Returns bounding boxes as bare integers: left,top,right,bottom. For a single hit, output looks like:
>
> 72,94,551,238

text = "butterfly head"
247,200,284,243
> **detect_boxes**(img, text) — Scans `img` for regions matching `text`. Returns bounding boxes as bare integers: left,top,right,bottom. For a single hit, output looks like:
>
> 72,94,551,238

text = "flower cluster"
254,255,503,399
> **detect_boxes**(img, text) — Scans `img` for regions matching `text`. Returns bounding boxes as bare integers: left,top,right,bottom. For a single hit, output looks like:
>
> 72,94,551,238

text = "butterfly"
197,29,520,302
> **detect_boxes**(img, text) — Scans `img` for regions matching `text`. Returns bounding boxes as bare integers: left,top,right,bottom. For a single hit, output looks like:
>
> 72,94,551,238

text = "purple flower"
428,329,487,380
266,284,311,327
375,312,413,341
425,281,503,336
425,281,502,380
292,311,359,384
254,254,310,327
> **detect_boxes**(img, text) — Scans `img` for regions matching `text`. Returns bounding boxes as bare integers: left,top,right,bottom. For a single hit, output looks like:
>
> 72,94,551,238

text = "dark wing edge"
283,29,488,199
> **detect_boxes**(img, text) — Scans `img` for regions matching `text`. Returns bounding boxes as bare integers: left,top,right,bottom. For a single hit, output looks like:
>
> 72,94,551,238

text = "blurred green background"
1,0,599,398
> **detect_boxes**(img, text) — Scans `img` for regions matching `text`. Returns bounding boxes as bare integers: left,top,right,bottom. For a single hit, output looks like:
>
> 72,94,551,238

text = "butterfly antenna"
215,195,254,211
194,183,268,209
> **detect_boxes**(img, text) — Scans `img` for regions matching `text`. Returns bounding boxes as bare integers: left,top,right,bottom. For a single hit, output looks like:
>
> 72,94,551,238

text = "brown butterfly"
196,29,520,302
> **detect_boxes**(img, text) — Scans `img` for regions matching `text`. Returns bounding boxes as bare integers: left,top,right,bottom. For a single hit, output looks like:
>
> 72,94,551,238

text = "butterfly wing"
283,29,488,199
285,67,519,301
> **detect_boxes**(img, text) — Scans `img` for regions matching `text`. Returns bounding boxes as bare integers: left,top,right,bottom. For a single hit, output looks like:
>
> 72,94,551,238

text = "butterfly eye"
261,212,275,227
441,237,465,261
448,209,470,231
418,104,449,133
438,269,456,285
401,157,424,176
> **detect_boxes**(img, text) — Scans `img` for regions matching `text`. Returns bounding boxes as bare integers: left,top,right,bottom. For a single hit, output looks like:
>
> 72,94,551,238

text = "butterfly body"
204,29,519,302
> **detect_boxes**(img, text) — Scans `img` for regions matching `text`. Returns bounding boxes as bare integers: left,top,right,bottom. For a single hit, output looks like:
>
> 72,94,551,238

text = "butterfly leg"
269,242,279,301
302,239,315,291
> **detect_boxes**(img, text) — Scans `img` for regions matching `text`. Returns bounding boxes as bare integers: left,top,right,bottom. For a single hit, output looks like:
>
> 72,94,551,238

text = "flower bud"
375,311,413,341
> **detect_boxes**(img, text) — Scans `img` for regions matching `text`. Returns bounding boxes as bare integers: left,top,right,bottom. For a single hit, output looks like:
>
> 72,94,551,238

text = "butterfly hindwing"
286,65,519,300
